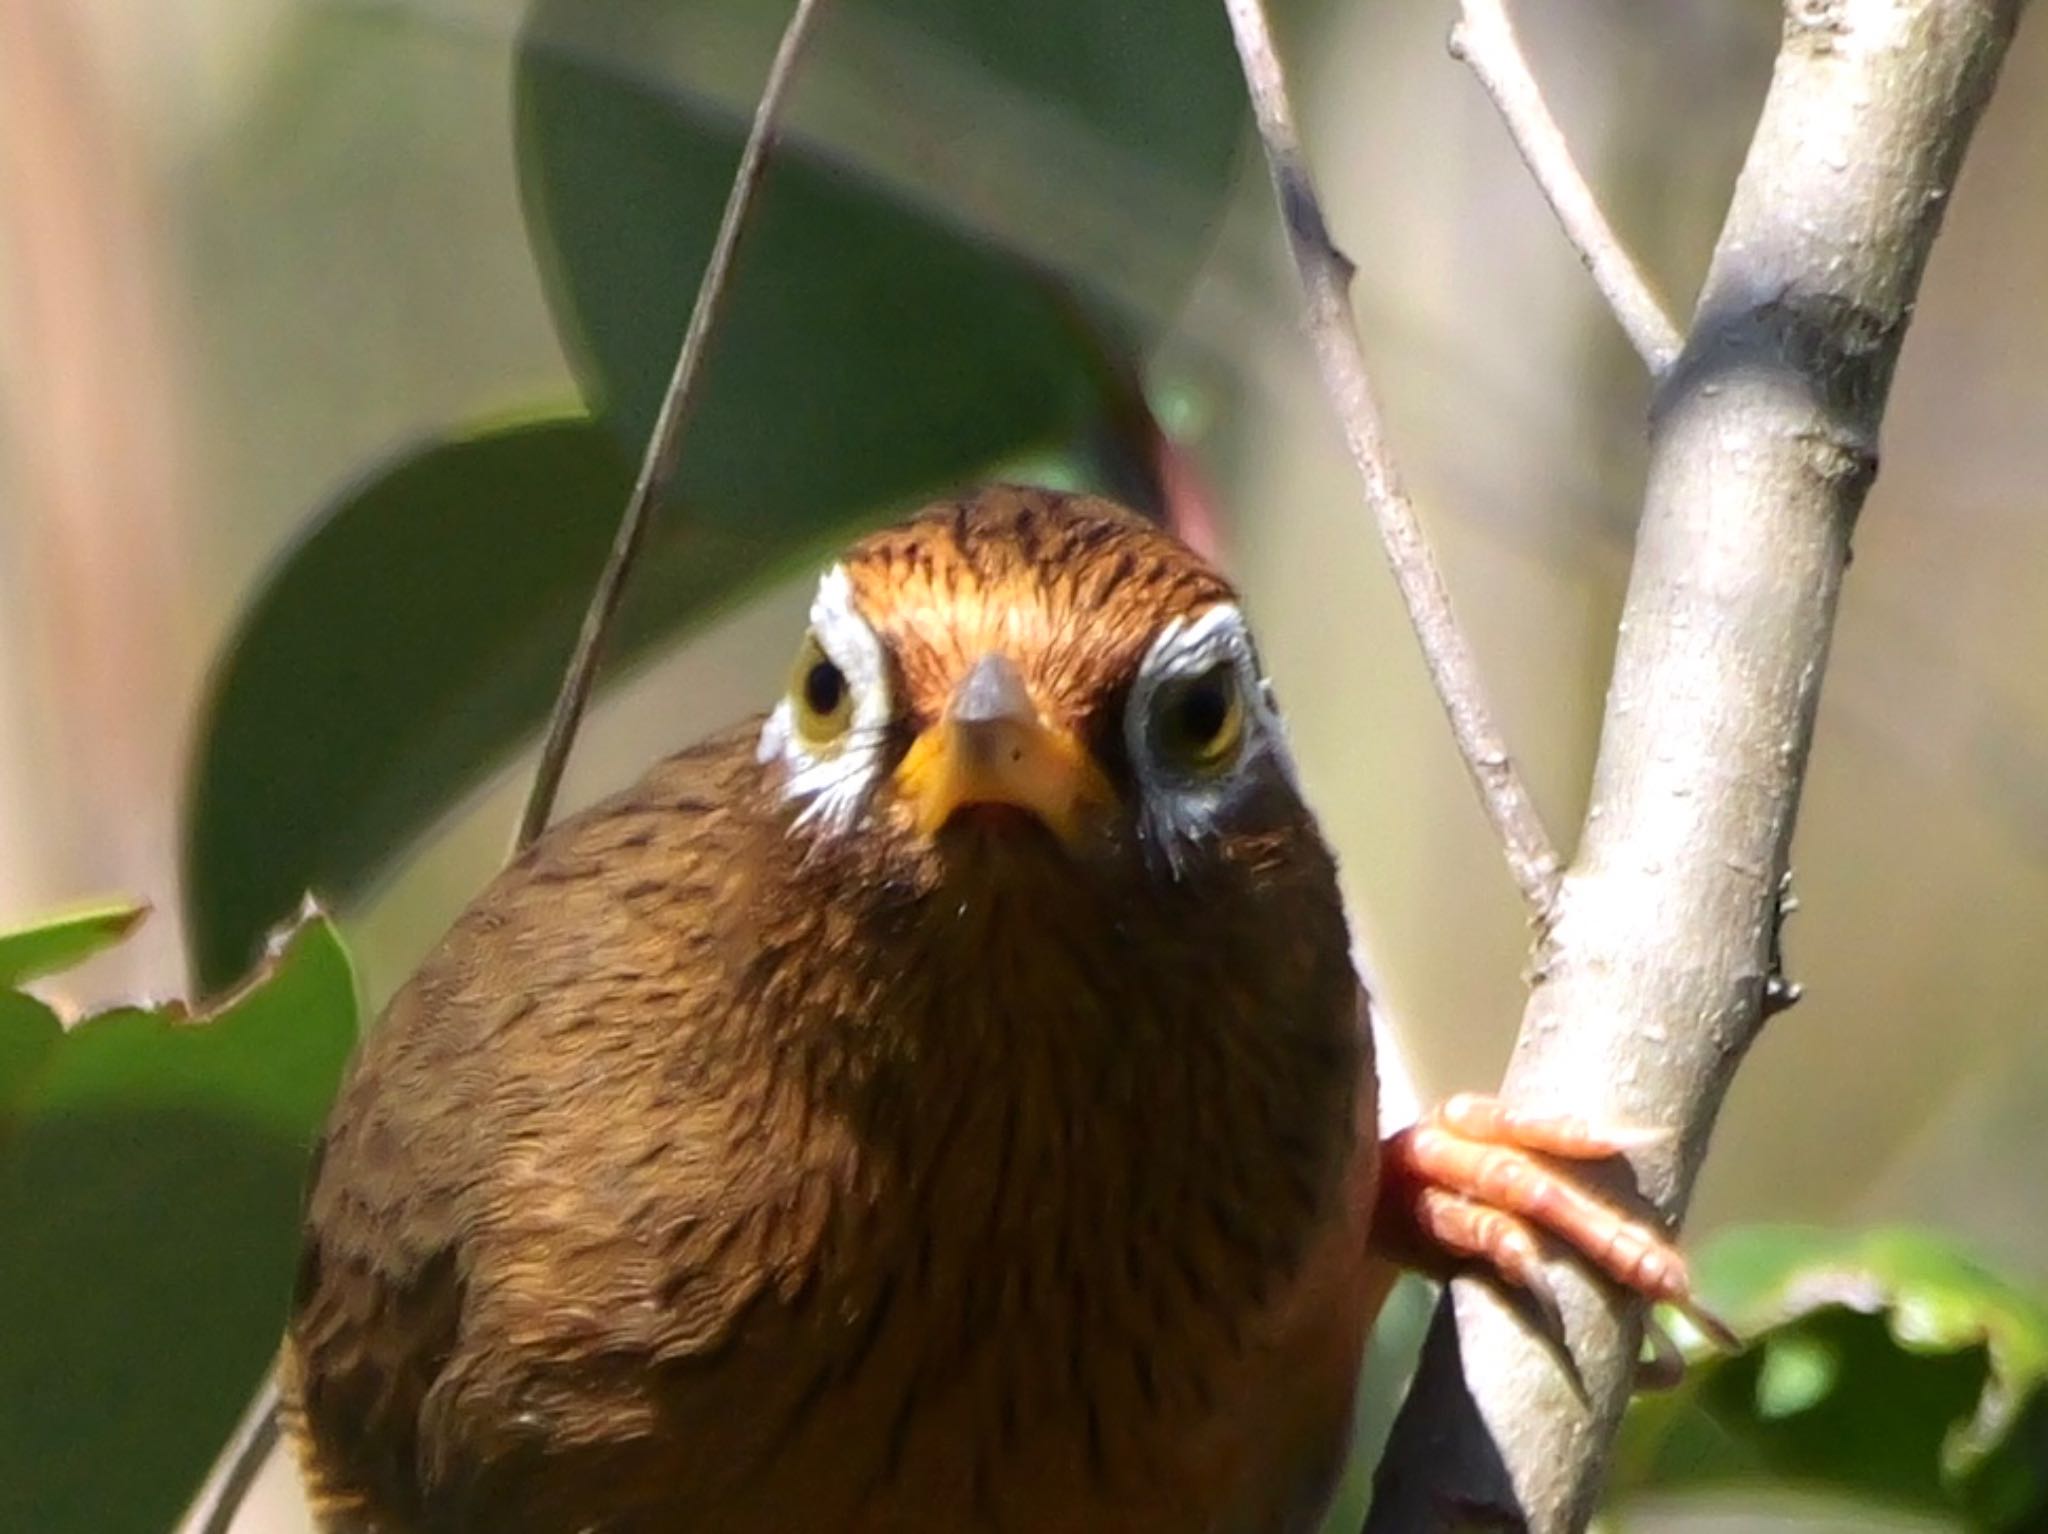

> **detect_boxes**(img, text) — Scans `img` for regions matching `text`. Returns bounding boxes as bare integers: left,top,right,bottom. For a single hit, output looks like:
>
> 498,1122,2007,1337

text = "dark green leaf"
1613,1225,2048,1530
0,897,150,987
0,992,61,1123
515,0,1251,461
182,412,853,988
0,906,358,1534
516,4,1094,523
185,411,614,985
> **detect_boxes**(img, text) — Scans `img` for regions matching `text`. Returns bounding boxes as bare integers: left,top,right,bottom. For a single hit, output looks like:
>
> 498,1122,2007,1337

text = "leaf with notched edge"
1613,1225,2048,1531
0,901,359,1534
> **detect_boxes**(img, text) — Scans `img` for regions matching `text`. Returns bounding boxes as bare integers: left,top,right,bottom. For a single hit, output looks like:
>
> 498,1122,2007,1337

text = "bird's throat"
749,853,1361,1395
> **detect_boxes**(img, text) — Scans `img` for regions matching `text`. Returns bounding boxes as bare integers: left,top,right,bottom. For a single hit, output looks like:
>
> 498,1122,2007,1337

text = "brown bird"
285,486,1706,1533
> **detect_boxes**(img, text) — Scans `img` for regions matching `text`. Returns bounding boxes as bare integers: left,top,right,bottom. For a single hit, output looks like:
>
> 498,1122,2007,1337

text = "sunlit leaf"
183,410,853,987
0,898,150,988
1614,1225,2048,1531
0,905,360,1534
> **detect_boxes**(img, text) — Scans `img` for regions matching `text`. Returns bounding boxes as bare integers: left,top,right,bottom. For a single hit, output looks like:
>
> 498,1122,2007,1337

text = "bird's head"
756,487,1314,889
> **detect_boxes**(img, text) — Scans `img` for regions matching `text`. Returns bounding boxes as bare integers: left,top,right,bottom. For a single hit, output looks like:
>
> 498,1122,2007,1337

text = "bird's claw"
1374,1093,1739,1357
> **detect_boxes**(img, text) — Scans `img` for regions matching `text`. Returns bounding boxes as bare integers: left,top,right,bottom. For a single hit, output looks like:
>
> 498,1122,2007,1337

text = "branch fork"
1224,0,2024,1529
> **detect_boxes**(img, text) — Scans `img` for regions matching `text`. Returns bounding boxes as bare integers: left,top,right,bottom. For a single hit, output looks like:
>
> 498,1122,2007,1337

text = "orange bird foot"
1374,1093,1739,1354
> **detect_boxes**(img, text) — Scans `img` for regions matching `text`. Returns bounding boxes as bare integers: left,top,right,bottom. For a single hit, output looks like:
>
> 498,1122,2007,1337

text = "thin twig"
1222,0,1562,917
514,0,833,852
175,1368,279,1534
1450,0,1683,373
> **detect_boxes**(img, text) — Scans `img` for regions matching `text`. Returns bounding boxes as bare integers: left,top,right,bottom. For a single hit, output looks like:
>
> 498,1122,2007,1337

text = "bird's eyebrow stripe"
1140,603,1250,677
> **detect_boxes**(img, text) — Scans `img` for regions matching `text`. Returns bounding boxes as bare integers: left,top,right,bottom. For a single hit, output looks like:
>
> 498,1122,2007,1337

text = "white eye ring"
1124,603,1298,864
1127,603,1279,767
757,564,893,834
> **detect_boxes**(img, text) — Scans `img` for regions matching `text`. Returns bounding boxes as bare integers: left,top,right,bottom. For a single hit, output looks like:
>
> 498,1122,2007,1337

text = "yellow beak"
893,653,1110,845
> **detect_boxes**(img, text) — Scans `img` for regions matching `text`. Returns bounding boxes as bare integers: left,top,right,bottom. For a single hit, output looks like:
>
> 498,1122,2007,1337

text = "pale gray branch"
1450,0,1683,373
1368,2,2025,1530
516,0,833,851
1223,0,1564,917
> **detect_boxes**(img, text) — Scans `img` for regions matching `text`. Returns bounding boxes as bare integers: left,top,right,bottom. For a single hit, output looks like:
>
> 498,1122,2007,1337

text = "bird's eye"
789,633,853,746
1148,664,1245,774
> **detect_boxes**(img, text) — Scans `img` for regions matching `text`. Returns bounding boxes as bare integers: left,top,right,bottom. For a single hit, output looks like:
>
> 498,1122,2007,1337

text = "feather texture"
287,488,1382,1532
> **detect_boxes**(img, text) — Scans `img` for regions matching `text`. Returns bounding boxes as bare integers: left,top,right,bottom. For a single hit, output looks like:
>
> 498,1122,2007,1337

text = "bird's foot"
1374,1093,1738,1353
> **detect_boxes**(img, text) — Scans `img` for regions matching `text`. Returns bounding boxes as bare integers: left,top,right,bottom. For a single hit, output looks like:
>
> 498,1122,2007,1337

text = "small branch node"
1763,870,1803,1018
1762,974,1805,1017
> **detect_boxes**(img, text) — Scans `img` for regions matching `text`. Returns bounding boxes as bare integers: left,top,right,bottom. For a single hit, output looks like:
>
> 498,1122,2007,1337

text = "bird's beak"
893,653,1110,845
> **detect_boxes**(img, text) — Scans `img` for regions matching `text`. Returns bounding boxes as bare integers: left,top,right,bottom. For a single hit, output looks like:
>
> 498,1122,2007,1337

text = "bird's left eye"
1147,664,1245,774
789,632,854,746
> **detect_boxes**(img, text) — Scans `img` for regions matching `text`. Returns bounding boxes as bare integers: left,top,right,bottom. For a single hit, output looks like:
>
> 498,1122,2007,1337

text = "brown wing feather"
285,725,775,1528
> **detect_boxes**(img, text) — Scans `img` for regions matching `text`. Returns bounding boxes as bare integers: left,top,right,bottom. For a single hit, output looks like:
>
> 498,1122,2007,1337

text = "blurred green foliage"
0,897,149,988
0,905,357,1534
1614,1226,2048,1530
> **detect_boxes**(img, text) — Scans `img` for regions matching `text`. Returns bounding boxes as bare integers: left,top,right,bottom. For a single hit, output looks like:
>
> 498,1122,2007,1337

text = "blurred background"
1,1,2042,1530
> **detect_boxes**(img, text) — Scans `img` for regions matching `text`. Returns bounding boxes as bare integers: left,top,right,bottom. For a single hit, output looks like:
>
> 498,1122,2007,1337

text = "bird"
283,485,1711,1533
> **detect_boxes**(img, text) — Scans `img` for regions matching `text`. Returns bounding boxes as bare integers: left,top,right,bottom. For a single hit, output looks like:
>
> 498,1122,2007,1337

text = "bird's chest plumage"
577,867,1375,1533
289,742,1374,1534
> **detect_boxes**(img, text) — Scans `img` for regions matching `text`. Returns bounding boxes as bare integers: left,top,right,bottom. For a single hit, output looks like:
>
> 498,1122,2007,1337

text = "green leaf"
1613,1225,2048,1531
184,411,612,985
0,897,150,987
515,0,1252,462
0,905,359,1534
516,7,1089,528
183,410,840,988
0,992,62,1123
1753,1331,1840,1421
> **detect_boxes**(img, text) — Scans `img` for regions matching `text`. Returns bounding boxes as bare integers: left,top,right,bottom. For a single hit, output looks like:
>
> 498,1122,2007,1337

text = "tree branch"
1367,3,2025,1530
514,0,833,851
1449,0,1683,374
1223,0,1564,918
